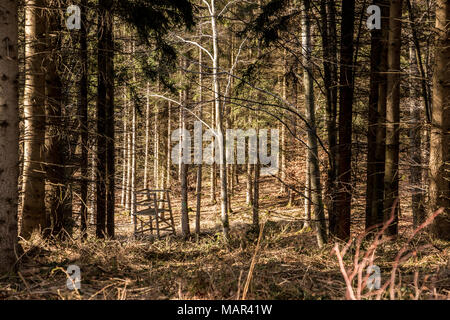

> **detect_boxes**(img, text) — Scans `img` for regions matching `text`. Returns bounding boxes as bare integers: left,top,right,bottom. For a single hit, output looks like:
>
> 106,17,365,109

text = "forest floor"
1,176,449,300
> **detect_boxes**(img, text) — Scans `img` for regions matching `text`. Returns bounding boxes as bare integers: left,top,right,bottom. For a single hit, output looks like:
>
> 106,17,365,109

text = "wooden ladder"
132,189,175,239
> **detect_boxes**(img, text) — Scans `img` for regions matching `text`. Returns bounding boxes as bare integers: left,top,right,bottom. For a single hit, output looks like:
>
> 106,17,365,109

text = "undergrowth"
0,218,448,300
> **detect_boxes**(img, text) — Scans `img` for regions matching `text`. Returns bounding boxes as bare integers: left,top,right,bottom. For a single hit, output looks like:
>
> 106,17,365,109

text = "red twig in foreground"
333,200,444,300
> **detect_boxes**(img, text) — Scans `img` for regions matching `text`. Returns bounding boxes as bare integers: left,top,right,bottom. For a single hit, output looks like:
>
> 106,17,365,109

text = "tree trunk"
130,86,136,221
21,0,47,238
0,0,19,273
335,0,356,240
246,161,253,205
406,0,432,123
180,63,190,238
320,0,338,235
97,0,115,238
154,80,160,189
79,0,89,237
178,90,183,179
195,47,203,234
166,101,172,188
366,0,389,231
121,91,128,207
327,0,338,234
105,1,115,239
130,41,137,224
144,82,150,189
253,150,260,232
429,0,450,240
302,0,327,246
279,56,287,193
303,168,311,228
125,95,132,212
90,145,96,224
211,103,217,205
45,6,72,237
384,0,403,237
211,0,229,240
408,26,426,228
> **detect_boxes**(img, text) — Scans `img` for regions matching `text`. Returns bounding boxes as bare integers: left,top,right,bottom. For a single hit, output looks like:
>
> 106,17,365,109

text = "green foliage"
240,0,296,46
114,0,195,87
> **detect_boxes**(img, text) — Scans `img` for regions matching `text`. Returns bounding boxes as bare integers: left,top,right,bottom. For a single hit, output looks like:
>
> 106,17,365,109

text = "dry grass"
0,177,448,300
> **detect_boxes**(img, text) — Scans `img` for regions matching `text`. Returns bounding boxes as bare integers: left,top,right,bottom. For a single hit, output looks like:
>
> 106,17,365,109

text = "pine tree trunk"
320,0,338,235
45,7,71,237
180,64,190,238
384,0,403,237
125,96,132,212
302,0,327,246
366,0,389,231
226,29,234,214
79,0,89,237
105,1,115,239
97,0,115,238
303,167,311,228
96,22,107,238
279,51,287,193
409,33,426,228
130,89,136,219
144,82,150,189
0,0,19,273
130,42,136,222
166,101,172,188
121,91,128,207
246,161,253,206
178,89,183,180
195,48,203,234
253,151,260,232
407,0,432,123
429,0,450,240
154,80,160,189
327,0,339,234
335,0,355,240
21,0,47,238
90,146,96,224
